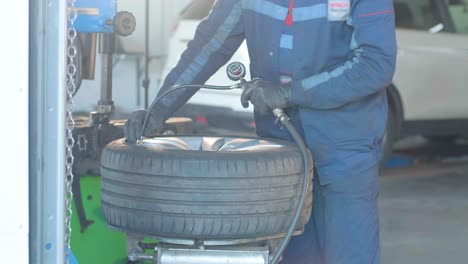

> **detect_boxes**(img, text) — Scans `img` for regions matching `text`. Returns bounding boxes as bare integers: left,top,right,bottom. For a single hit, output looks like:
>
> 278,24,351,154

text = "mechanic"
124,0,397,263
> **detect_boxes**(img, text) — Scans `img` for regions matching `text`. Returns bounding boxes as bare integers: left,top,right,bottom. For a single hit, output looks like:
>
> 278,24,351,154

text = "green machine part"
71,175,127,264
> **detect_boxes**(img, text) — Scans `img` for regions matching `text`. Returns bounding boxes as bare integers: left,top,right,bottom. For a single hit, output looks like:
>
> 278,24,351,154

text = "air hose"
270,108,310,264
139,83,310,264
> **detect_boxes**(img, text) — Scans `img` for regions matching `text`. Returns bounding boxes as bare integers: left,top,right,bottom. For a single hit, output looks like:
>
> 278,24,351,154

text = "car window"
394,0,443,30
446,0,468,33
180,0,215,20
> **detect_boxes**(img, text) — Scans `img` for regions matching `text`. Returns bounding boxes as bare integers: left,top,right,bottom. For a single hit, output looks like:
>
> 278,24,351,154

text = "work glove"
124,110,165,143
241,80,291,114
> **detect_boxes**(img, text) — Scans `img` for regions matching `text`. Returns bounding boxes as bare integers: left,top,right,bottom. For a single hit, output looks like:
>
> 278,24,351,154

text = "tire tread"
101,138,312,238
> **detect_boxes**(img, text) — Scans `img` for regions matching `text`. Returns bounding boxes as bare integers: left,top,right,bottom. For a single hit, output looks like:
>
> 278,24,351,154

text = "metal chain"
65,0,78,263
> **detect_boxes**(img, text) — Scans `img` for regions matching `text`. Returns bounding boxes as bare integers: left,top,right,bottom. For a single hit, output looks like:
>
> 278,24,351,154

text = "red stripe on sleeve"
358,9,393,18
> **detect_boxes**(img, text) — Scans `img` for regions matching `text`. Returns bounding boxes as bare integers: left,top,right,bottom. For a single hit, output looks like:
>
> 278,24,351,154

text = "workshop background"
70,1,468,263
74,0,191,114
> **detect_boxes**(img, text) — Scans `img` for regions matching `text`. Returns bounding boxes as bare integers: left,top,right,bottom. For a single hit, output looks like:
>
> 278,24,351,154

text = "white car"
162,0,254,133
390,0,468,147
162,0,468,156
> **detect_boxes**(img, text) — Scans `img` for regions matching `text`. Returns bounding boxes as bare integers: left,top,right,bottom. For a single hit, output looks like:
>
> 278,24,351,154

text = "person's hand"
240,80,291,113
124,110,165,143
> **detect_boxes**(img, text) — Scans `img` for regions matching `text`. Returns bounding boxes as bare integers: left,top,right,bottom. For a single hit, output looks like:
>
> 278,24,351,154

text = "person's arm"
291,0,397,110
155,0,245,118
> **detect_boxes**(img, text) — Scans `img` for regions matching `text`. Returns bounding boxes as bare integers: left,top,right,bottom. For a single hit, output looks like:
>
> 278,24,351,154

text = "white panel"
118,0,191,56
0,0,29,263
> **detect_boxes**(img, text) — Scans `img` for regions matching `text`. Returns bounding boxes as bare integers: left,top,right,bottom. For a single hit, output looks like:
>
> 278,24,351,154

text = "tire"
425,135,457,144
101,137,312,239
382,104,399,162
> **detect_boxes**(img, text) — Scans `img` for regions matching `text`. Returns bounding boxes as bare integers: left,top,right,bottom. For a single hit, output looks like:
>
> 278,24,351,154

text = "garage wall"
0,0,29,262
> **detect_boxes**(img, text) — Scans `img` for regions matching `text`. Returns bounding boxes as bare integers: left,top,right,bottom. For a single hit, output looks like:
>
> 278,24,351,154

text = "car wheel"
425,135,458,144
382,105,399,162
101,136,312,239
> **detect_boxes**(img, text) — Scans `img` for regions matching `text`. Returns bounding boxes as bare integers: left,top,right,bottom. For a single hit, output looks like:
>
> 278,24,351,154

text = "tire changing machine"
69,0,191,234
70,1,311,264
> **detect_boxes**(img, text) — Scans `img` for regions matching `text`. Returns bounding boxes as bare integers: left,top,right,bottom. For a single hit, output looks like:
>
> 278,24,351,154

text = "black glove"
240,80,291,113
124,110,165,143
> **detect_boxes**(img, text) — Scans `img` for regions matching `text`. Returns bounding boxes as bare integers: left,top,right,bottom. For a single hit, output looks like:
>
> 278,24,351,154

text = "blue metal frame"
71,0,116,33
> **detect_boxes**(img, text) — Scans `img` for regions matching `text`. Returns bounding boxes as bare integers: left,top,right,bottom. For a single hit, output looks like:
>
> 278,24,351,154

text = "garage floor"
380,137,468,264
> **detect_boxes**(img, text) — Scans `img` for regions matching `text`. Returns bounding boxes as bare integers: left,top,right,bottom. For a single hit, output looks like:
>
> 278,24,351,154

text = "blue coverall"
156,0,397,263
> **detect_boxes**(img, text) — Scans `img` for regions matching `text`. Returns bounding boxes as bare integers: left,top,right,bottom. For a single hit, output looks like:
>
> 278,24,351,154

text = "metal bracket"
155,244,269,264
77,134,88,151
